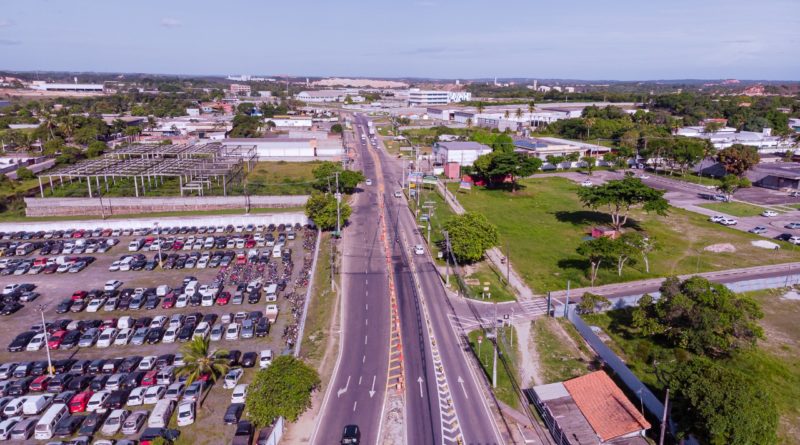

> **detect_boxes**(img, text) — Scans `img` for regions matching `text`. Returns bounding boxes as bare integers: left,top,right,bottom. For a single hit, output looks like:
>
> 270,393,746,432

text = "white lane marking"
365,319,368,326
364,335,368,345
353,401,358,412
358,376,362,385
457,376,468,399
362,355,366,363
337,376,351,398
418,377,424,398
366,304,368,311
369,375,377,398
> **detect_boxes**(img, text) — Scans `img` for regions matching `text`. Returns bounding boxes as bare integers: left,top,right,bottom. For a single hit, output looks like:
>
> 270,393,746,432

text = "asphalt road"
312,121,390,445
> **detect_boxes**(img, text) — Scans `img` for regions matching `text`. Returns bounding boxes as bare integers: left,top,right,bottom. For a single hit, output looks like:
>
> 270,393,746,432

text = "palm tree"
476,102,484,114
528,101,535,114
466,117,473,128
515,108,523,119
176,337,230,386
504,110,510,119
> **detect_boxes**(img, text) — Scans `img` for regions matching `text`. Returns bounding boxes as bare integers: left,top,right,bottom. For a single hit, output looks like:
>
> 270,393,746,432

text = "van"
148,399,175,428
265,284,278,302
117,316,134,330
128,239,143,252
156,285,172,297
156,366,175,385
119,256,134,272
22,394,52,415
3,397,25,417
15,243,33,256
34,403,68,440
272,246,282,258
185,281,198,296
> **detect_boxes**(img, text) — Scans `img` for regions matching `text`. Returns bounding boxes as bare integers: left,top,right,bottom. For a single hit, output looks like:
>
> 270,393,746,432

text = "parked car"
100,408,129,436
223,403,244,424
749,226,768,234
762,210,779,217
120,410,147,435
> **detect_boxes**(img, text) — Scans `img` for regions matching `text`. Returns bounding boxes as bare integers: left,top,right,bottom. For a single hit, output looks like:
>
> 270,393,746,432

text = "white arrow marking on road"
337,376,351,398
457,376,468,399
418,377,424,398
369,376,376,398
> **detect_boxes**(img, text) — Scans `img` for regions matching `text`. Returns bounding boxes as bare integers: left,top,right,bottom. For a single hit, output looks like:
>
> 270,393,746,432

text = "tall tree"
717,144,760,176
176,337,229,386
486,152,542,190
581,156,597,175
716,174,751,200
245,356,320,425
305,192,351,231
576,177,669,232
576,236,618,286
443,212,499,263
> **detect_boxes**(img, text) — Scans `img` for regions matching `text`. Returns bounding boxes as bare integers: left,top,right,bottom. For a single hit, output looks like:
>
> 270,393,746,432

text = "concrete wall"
0,211,310,232
24,195,309,217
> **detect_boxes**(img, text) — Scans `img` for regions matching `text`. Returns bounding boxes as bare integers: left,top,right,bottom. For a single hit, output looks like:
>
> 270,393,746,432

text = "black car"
30,360,50,376
123,371,145,389
53,359,77,374
188,293,202,306
226,350,241,367
177,324,195,342
89,374,110,392
775,233,794,241
7,331,35,352
6,376,33,396
140,427,180,443
104,389,131,410
233,420,254,445
88,359,106,374
255,318,270,337
118,294,132,311
201,313,218,325
340,424,361,445
1,302,23,316
223,403,244,424
144,296,160,310
54,414,85,438
247,292,261,304
53,390,77,405
145,328,164,345
241,352,257,368
133,317,152,330
119,356,143,374
79,409,109,435
47,373,74,392
155,354,175,368
60,330,82,350
66,375,93,392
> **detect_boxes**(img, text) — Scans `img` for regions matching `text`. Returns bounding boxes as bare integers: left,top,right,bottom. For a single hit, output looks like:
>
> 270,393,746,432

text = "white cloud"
0,19,15,28
160,18,181,28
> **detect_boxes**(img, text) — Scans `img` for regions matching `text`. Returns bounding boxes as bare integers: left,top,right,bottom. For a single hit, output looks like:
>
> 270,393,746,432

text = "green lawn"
583,288,800,442
699,201,770,217
652,170,722,187
468,327,520,409
451,177,800,293
299,233,334,367
241,161,318,195
465,262,517,302
533,318,590,383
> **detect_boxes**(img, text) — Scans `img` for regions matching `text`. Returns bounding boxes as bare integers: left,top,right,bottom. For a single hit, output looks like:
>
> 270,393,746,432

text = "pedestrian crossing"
447,298,552,332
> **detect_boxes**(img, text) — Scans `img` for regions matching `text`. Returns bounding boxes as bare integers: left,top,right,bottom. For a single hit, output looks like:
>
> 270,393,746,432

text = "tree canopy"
245,355,320,425
632,276,764,357
443,212,499,263
473,151,542,190
312,162,365,194
717,144,760,176
14,166,35,180
667,357,778,445
305,192,351,232
576,177,668,232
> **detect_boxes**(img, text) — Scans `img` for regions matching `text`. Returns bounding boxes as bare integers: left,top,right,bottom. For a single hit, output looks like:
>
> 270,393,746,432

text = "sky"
1,0,798,81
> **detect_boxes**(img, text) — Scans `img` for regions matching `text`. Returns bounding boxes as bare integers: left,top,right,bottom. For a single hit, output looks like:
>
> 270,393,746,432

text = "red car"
48,330,68,349
71,230,85,238
172,241,184,250
216,292,231,306
245,238,256,248
197,372,210,382
29,375,51,392
71,290,88,301
100,319,118,331
141,369,158,387
162,294,176,309
69,390,93,413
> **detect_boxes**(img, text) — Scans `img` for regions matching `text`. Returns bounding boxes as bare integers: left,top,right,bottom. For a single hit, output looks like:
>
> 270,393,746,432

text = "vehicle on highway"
341,424,361,444
749,226,768,234
414,245,425,255
762,210,779,217
718,217,738,226
786,222,800,229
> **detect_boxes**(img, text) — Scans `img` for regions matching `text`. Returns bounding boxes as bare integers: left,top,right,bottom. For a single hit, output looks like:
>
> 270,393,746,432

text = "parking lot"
0,222,318,444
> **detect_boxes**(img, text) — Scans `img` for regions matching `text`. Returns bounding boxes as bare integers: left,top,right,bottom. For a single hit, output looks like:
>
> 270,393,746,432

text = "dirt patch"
514,321,542,387
704,243,736,253
781,291,800,301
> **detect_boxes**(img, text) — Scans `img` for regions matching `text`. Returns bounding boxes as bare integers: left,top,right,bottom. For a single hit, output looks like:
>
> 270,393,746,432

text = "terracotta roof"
563,371,650,442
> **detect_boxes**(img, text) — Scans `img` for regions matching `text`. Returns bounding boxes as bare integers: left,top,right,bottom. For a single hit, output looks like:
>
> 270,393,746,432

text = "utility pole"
492,303,498,388
37,304,53,377
659,389,670,445
427,220,431,245
443,230,451,287
335,172,341,237
505,243,510,285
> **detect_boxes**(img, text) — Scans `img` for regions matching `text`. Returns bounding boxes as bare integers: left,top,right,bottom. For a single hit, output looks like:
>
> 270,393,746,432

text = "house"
528,371,651,445
432,141,492,167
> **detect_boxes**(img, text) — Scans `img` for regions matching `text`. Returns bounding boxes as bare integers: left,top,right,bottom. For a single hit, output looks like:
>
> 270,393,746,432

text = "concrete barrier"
24,195,309,217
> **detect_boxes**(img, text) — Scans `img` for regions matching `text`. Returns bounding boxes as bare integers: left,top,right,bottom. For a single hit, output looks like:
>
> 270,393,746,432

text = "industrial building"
29,81,104,92
264,116,313,127
230,84,251,95
676,126,784,151
295,90,363,103
527,371,651,445
407,89,472,105
432,141,492,167
221,136,343,159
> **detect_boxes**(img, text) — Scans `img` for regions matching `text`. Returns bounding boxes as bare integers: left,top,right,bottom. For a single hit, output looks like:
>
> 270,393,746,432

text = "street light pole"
37,304,53,377
492,303,498,388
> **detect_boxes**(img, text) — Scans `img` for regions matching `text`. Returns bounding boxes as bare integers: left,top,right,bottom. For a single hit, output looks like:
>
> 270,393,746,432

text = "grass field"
652,170,722,187
451,176,800,293
583,288,800,442
299,232,334,366
699,201,770,217
241,161,318,195
468,327,520,409
465,262,517,302
533,318,590,383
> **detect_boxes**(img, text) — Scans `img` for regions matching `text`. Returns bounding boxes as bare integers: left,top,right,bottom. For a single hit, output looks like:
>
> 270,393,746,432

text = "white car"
86,298,105,313
210,323,224,342
114,328,133,346
96,328,118,348
176,400,195,426
143,385,167,405
193,322,210,340
162,327,178,344
104,280,123,291
164,382,184,401
709,215,725,223
719,217,738,226
101,408,130,436
126,387,147,407
762,210,779,217
365,179,373,186
149,316,167,329
259,349,273,369
225,323,241,341
87,390,111,412
639,174,650,179
1,284,20,295
26,333,46,351
414,245,425,256
108,261,121,272
231,384,248,404
175,294,189,308
138,356,157,371
580,180,593,187
223,368,244,389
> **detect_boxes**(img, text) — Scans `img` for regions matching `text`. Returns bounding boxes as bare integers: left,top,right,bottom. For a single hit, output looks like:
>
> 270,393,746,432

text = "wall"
0,211,309,232
24,195,309,217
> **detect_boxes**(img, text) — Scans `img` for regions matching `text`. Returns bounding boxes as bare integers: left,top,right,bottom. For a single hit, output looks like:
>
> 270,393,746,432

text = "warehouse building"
221,137,343,159
29,81,104,92
432,141,492,167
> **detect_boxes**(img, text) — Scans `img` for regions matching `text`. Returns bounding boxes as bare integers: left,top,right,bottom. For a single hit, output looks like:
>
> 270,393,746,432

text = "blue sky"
1,0,798,80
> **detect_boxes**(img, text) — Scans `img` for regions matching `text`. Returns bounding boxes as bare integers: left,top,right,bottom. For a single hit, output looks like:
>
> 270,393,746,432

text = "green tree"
245,355,320,425
667,357,778,445
717,144,760,176
646,276,764,357
443,212,499,263
42,137,66,155
330,123,343,134
576,177,668,232
305,192,351,231
485,152,541,190
236,102,256,115
176,337,229,386
581,156,597,175
630,294,663,336
311,162,365,194
717,174,751,200
15,166,35,180
576,292,610,314
576,236,618,286
86,141,107,158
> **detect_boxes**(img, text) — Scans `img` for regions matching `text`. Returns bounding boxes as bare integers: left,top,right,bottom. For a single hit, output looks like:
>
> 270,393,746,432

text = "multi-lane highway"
311,119,391,445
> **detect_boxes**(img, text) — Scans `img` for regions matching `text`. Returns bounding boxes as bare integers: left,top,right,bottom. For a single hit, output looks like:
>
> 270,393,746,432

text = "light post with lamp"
153,222,163,266
36,303,54,377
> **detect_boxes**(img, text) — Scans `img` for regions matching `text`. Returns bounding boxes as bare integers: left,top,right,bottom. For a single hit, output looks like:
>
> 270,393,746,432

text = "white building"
30,81,104,92
407,89,472,105
295,90,363,103
432,141,492,167
264,116,313,128
530,108,583,127
676,126,784,151
230,84,251,95
221,137,343,159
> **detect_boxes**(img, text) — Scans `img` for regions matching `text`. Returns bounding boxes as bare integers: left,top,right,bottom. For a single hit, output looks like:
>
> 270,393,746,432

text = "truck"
23,394,53,415
265,305,279,323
